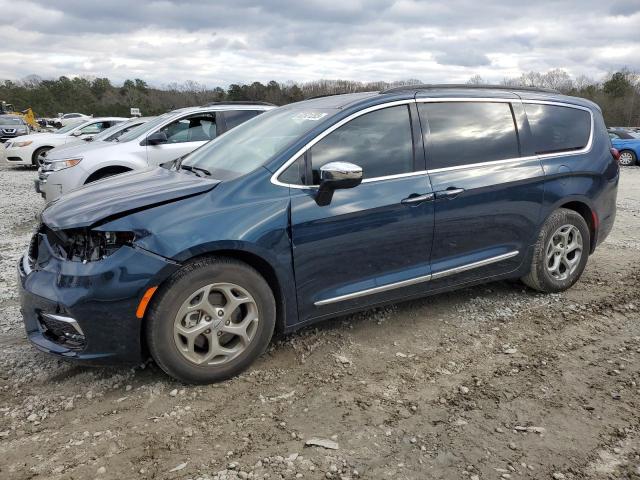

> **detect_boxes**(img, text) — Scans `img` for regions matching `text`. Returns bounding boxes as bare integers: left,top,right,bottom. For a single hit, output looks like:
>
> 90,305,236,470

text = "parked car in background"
4,117,127,167
45,116,154,154
36,103,272,202
0,114,30,143
38,117,154,174
54,113,92,129
608,129,640,166
19,86,618,383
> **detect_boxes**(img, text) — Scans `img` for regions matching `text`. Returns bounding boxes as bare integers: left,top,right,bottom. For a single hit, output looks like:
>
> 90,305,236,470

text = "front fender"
101,182,300,327
80,158,147,184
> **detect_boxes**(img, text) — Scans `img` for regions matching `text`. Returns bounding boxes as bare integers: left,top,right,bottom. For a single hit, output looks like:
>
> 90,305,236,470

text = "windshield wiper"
180,164,211,177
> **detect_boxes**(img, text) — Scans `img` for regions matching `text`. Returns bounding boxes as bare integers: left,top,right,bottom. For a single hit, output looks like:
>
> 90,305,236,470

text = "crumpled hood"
42,167,219,230
46,139,114,160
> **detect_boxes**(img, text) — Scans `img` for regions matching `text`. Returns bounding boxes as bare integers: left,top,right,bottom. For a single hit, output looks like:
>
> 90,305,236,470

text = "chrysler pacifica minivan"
19,85,619,383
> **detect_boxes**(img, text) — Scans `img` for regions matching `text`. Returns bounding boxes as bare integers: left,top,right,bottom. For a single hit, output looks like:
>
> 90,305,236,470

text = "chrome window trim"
271,99,415,189
314,250,519,306
426,156,538,174
272,97,595,188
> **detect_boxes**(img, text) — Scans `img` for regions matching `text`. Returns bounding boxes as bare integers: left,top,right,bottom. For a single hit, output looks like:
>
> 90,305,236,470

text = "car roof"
290,84,600,114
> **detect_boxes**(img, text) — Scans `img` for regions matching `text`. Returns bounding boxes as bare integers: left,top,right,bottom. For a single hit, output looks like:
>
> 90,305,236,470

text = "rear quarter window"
524,104,591,155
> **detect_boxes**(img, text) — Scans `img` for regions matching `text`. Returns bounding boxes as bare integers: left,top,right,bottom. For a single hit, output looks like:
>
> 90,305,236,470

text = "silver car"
0,114,30,143
36,103,273,202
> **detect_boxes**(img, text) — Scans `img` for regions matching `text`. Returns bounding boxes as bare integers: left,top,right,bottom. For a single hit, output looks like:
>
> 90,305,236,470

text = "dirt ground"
0,161,639,480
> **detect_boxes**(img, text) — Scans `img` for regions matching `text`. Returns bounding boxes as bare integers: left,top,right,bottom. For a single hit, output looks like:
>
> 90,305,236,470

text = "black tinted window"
224,110,261,130
525,104,591,155
310,105,413,181
419,102,519,169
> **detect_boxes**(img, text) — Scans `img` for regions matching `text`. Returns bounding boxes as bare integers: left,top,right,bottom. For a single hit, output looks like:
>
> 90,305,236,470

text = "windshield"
117,112,175,142
0,116,23,125
183,106,335,180
56,121,84,134
92,119,148,142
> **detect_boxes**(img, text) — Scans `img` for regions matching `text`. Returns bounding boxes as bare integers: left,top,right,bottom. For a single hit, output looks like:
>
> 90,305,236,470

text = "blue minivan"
19,85,619,383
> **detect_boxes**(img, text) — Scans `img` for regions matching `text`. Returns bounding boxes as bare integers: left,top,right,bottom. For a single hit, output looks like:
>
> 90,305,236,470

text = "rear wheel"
618,150,637,166
31,147,52,168
146,256,276,383
522,208,590,293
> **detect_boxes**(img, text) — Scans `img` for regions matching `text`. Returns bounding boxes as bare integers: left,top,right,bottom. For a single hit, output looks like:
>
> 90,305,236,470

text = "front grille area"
38,313,86,350
28,230,39,262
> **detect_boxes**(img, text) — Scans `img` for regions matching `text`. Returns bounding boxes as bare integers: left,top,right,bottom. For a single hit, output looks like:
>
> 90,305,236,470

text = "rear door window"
524,104,591,155
419,102,520,170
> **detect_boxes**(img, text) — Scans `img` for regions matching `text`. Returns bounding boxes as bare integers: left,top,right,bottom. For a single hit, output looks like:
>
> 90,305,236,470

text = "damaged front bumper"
18,230,180,364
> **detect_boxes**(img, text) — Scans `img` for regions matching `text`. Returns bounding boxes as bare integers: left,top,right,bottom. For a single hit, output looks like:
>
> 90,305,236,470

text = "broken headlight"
46,228,135,262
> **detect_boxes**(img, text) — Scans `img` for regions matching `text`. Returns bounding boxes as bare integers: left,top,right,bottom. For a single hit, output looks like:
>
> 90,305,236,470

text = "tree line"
1,69,638,127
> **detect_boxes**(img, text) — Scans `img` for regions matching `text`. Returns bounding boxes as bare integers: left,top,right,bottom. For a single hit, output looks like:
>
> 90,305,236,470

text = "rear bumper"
18,235,179,364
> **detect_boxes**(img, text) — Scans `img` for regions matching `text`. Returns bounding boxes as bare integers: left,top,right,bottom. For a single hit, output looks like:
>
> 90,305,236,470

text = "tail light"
610,147,621,164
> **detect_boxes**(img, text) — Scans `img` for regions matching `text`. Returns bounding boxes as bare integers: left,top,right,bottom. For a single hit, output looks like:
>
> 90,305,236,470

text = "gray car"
0,114,29,143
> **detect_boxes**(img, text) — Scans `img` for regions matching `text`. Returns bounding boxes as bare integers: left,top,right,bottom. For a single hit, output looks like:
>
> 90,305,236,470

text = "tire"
618,150,637,166
31,147,52,168
146,256,276,383
521,208,590,293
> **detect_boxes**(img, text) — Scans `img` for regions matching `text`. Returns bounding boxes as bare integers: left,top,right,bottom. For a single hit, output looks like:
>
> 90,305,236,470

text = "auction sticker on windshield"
292,112,328,122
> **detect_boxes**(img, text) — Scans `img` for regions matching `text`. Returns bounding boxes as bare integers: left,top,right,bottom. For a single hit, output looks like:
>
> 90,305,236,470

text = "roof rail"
203,101,276,107
380,84,561,95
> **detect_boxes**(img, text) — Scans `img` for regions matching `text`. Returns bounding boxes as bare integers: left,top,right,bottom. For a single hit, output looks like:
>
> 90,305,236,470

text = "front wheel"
146,256,276,383
521,208,590,293
32,147,52,168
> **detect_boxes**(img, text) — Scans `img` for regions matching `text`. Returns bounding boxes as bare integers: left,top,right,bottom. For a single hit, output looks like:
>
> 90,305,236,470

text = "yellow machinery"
0,101,39,129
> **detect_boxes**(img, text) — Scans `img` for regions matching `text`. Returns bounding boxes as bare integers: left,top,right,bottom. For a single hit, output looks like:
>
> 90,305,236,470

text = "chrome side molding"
314,250,519,306
314,273,433,306
430,250,519,280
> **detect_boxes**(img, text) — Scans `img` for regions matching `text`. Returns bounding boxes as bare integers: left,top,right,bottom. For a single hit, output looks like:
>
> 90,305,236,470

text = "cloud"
0,0,638,87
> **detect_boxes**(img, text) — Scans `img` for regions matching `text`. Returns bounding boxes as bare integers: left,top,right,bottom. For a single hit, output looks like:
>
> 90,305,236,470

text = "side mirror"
146,131,168,145
70,130,83,137
316,161,363,206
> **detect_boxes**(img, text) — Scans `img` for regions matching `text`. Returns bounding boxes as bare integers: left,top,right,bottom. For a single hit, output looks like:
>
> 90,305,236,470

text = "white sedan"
55,113,92,128
4,117,127,167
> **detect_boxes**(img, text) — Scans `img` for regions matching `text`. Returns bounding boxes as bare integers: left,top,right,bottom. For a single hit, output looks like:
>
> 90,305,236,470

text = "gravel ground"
1,159,640,480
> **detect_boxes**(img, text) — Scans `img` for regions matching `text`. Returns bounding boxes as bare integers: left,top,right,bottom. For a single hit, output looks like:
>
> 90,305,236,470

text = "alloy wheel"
545,224,583,281
618,151,635,166
173,283,259,365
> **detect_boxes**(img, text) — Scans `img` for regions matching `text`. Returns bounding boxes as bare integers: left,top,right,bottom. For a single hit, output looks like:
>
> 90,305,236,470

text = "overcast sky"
1,0,638,87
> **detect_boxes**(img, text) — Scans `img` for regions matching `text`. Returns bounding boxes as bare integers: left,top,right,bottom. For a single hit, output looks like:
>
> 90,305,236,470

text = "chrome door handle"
435,188,465,199
401,193,434,205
